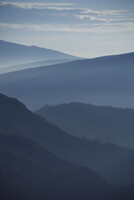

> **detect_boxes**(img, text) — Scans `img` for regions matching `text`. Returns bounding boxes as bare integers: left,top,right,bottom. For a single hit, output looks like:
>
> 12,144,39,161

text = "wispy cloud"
75,15,113,22
1,22,134,33
0,1,133,57
0,1,132,22
0,2,129,15
0,2,75,9
75,14,134,23
81,9,128,15
0,2,134,33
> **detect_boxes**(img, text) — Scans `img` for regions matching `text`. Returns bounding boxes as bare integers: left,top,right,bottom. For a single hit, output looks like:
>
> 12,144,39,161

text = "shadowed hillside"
1,135,134,200
36,102,134,148
1,93,134,185
0,134,106,200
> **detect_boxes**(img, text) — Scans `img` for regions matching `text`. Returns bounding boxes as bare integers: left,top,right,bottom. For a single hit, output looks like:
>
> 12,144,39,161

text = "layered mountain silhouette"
1,93,134,185
36,102,134,148
0,40,77,68
1,136,134,200
0,52,134,110
0,58,76,74
0,134,108,200
0,134,75,176
0,134,75,192
1,94,134,200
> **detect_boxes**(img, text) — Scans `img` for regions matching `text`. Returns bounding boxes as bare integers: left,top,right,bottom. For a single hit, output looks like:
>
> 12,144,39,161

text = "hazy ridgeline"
0,49,134,110
0,93,134,200
36,102,134,148
0,40,76,68
0,40,134,199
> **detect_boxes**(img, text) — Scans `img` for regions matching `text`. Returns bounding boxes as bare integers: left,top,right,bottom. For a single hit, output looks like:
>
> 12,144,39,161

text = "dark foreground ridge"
0,93,134,200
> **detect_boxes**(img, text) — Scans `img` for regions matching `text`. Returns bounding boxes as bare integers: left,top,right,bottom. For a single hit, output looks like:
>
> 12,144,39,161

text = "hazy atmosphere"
0,1,134,200
0,0,134,57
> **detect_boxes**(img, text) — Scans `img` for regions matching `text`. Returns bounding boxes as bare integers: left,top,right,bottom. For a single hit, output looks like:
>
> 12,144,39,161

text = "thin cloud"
0,2,75,9
0,2,131,18
75,15,113,22
75,14,134,23
1,22,134,33
0,1,133,32
81,9,128,15
0,2,129,16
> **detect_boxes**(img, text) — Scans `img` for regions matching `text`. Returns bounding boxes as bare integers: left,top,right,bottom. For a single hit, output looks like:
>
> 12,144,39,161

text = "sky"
0,0,134,58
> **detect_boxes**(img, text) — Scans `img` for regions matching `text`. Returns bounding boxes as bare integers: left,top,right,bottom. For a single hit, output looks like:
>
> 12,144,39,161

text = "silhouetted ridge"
0,134,76,200
1,94,134,185
0,40,77,68
0,93,27,109
36,102,134,148
0,134,76,173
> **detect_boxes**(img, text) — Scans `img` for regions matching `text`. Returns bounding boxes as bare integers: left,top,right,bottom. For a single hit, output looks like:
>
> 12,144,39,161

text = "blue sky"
0,0,134,58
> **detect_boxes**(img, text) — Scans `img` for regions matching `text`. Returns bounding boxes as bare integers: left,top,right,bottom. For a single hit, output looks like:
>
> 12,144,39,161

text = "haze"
0,0,134,58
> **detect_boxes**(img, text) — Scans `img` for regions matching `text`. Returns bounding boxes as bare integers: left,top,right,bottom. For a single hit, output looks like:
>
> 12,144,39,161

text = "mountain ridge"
0,40,77,68
36,102,134,148
0,58,76,74
0,52,133,110
1,93,134,185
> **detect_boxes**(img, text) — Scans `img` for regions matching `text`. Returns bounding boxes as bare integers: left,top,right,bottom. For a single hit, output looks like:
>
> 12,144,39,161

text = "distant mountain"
1,93,134,185
36,102,134,148
0,95,124,200
0,59,75,74
0,52,134,110
0,40,77,68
